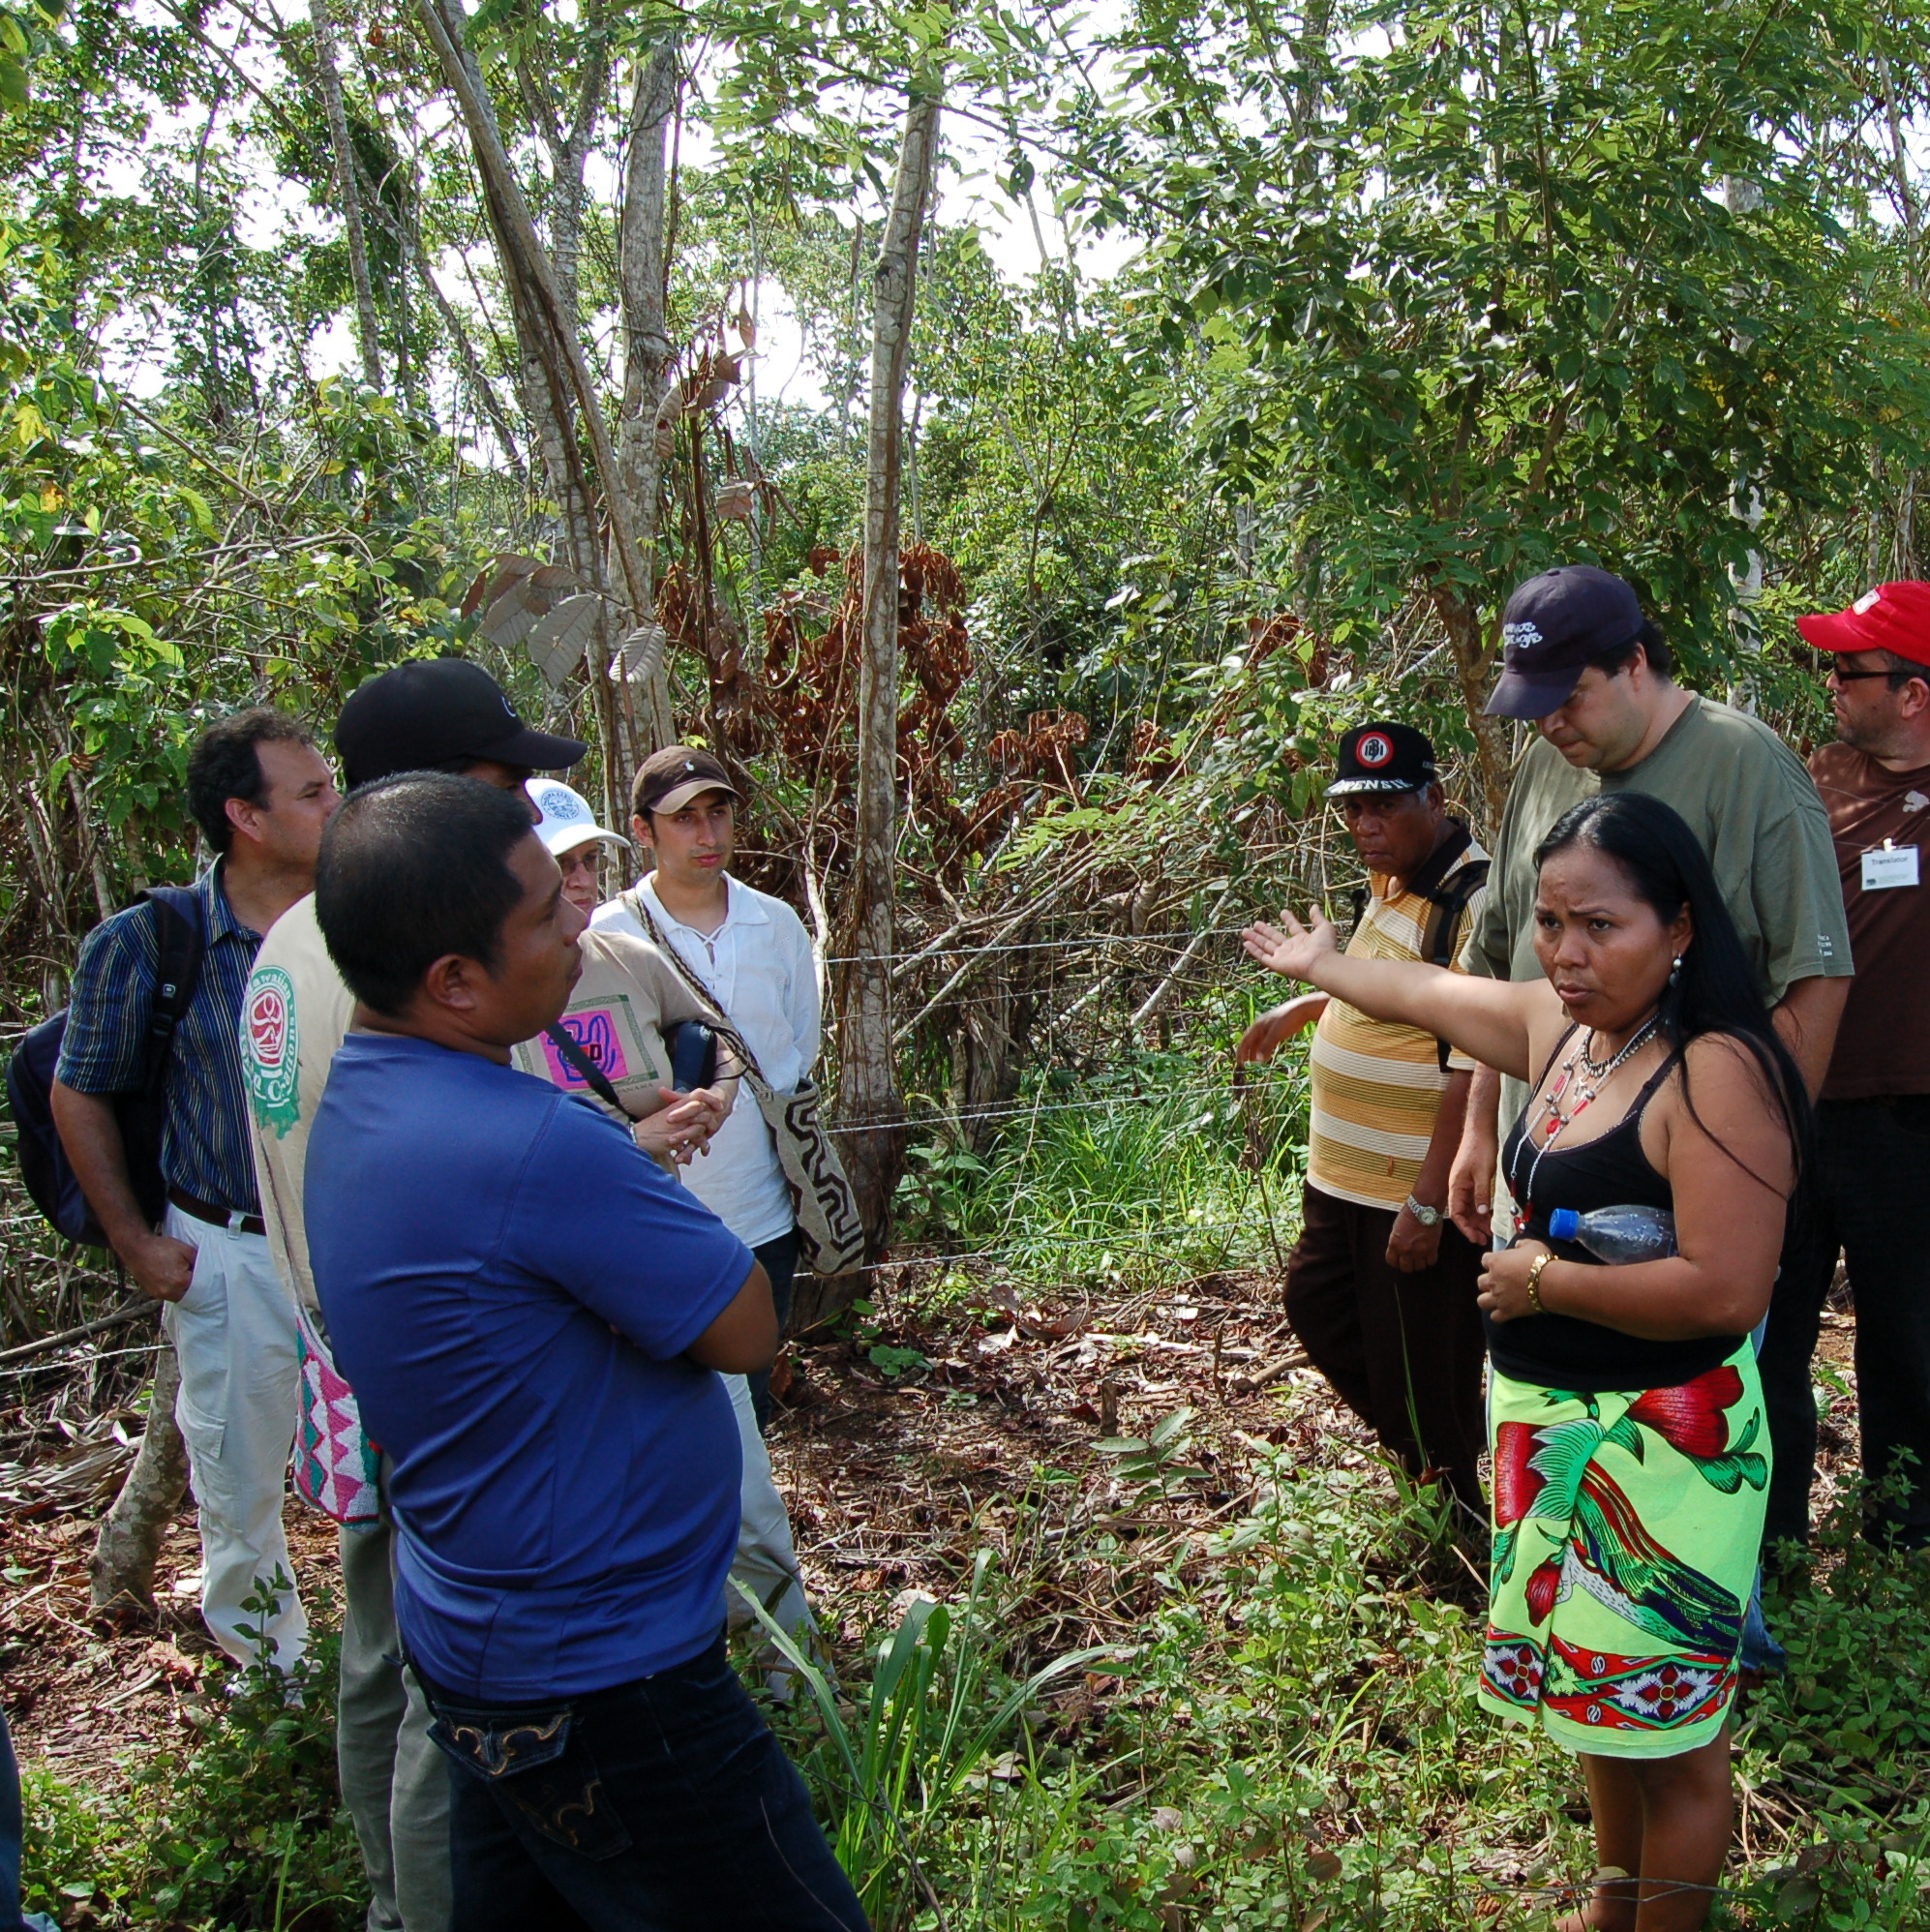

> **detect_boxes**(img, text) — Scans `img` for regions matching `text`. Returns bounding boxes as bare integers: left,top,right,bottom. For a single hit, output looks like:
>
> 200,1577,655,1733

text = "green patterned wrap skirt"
1479,1342,1769,1759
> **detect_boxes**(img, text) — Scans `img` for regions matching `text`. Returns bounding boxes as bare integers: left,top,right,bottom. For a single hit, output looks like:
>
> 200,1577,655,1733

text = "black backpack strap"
544,1022,628,1116
1416,859,1491,1071
136,885,206,1097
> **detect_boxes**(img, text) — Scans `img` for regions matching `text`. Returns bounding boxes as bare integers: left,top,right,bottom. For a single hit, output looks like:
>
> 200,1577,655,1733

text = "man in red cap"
1761,583,1930,1554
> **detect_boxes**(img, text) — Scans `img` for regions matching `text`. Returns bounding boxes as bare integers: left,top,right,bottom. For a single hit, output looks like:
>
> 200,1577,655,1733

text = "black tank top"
1493,1032,1745,1391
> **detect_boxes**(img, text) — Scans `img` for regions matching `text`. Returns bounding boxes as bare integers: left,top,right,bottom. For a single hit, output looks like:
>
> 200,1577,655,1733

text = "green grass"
892,1043,1309,1290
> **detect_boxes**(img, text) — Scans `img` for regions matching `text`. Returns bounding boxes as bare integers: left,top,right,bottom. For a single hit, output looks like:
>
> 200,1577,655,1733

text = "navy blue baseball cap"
1328,721,1438,797
1485,566,1646,719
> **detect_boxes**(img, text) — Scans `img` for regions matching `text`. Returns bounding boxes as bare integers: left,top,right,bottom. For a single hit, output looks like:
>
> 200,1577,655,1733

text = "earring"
1669,954,1683,988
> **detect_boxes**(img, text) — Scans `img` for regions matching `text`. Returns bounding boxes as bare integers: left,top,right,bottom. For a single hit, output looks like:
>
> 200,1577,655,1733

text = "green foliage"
23,1579,366,1929
1106,0,1930,688
891,1044,1298,1287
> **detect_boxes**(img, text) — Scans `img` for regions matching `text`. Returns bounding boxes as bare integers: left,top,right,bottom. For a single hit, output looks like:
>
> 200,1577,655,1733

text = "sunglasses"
1816,653,1913,684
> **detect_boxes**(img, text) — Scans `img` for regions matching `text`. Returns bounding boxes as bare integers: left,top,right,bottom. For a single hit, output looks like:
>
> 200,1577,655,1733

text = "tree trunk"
310,0,384,392
612,37,680,754
413,0,652,803
90,1343,190,1616
833,86,941,1253
1428,580,1513,834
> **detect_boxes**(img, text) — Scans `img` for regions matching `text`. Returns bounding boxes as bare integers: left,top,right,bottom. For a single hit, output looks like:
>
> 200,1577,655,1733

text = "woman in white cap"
528,777,632,917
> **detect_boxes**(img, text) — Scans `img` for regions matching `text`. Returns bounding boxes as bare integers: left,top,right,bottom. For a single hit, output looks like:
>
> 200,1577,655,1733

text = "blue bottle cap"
1547,1208,1579,1241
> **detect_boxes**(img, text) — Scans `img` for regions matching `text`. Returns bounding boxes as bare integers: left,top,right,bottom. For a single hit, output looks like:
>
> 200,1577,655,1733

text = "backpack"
1343,826,1491,1072
5,887,206,1247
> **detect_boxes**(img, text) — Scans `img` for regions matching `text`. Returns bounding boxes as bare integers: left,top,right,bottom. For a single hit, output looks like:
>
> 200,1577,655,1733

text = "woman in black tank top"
1244,793,1813,1932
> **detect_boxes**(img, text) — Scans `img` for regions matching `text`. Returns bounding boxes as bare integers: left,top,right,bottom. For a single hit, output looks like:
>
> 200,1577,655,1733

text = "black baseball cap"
335,658,588,790
1485,566,1646,720
1328,721,1438,798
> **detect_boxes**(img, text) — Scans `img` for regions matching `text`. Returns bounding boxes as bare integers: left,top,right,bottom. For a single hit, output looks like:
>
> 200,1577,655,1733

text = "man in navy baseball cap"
1484,564,1647,720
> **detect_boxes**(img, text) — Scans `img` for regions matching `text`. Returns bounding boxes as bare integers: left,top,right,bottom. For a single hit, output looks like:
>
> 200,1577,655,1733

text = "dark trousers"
1760,1097,1930,1551
1284,1181,1489,1514
748,1229,799,1434
417,1634,867,1932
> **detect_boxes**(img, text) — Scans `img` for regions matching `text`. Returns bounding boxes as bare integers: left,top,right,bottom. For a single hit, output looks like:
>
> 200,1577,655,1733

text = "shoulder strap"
1630,1045,1685,1119
1413,855,1491,1071
136,886,206,1097
624,890,767,1084
543,1022,628,1116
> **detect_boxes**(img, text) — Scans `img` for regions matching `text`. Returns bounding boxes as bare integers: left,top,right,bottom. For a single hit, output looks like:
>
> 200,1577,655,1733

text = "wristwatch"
1403,1194,1442,1227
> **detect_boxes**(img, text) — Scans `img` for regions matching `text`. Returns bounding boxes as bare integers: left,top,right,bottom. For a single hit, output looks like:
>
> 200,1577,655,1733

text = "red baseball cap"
1796,581,1930,669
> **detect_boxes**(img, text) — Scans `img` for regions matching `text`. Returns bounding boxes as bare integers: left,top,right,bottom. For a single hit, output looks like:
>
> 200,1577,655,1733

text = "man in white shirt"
593,745,820,1429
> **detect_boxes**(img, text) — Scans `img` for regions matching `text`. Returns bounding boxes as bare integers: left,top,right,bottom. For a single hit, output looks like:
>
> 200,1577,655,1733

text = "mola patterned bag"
290,1299,381,1527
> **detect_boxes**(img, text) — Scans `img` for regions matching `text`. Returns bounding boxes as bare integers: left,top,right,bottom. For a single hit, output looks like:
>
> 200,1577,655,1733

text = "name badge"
1861,842,1920,891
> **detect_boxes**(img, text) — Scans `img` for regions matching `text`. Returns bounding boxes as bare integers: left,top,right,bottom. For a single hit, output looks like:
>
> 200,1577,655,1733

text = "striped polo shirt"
1307,841,1488,1210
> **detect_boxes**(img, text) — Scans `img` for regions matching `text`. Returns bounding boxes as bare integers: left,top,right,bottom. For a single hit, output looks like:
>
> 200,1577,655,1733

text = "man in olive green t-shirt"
1447,565,1854,1245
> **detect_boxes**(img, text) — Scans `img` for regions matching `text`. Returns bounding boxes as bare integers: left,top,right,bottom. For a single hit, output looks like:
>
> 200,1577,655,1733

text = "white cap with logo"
527,779,632,859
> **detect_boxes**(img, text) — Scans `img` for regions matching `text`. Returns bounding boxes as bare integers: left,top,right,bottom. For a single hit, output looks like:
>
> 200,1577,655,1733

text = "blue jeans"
415,1635,865,1931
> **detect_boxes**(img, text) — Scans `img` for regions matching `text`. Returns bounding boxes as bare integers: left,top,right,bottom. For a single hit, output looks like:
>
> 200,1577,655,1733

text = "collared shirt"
56,861,264,1214
590,873,821,1248
1308,841,1488,1209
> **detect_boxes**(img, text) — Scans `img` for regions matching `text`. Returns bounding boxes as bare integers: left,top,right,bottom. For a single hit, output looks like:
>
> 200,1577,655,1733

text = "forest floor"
4,1267,1870,1867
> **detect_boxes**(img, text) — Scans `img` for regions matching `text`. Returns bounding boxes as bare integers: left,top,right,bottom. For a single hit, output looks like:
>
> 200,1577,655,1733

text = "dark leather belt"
167,1185,266,1238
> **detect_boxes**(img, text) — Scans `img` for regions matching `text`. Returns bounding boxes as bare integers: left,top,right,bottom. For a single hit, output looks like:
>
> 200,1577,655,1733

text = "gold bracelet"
1525,1251,1553,1317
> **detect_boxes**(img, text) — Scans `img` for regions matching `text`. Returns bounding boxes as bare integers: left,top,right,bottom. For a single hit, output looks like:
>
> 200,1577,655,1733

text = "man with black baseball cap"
1449,564,1852,1252
1237,722,1492,1519
241,657,585,1932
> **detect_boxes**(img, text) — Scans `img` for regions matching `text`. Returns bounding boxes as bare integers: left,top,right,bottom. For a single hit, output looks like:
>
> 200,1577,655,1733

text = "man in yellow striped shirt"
1239,722,1490,1518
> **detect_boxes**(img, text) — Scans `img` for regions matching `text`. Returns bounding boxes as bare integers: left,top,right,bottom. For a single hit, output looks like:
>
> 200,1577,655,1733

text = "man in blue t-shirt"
305,773,866,1932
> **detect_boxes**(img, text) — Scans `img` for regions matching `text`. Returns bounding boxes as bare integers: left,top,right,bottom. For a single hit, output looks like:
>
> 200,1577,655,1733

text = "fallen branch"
1231,1349,1311,1394
0,1300,157,1366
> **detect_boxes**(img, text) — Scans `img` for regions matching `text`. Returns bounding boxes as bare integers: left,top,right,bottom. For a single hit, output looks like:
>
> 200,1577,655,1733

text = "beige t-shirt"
242,901,713,1313
241,893,355,1313
506,930,718,1123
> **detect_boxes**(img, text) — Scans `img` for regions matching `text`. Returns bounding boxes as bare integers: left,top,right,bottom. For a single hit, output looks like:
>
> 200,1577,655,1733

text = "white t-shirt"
591,874,821,1249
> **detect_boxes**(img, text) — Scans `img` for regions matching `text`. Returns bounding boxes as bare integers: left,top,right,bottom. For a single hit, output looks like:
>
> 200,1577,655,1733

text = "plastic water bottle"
1546,1204,1676,1262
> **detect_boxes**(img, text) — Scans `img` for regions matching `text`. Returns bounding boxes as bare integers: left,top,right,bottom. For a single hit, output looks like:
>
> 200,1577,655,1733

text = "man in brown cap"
593,746,820,1430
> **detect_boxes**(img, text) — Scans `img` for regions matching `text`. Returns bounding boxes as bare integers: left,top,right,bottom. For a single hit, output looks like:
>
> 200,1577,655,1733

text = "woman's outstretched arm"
1241,907,1539,1080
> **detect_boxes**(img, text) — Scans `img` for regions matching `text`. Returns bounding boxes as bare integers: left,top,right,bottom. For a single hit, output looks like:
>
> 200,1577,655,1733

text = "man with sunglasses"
1761,583,1930,1555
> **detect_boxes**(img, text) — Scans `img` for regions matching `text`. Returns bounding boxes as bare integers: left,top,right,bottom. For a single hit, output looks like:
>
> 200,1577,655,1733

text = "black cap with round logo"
335,657,588,790
1328,721,1439,798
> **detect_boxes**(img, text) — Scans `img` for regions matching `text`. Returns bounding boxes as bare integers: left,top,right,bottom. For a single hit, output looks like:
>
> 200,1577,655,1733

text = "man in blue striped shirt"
52,708,337,1671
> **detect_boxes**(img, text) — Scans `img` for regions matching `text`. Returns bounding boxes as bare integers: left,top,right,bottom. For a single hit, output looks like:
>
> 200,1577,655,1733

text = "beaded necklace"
1510,1012,1661,1222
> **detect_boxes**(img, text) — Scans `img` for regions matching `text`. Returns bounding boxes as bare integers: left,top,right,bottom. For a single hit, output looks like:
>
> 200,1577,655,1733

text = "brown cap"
632,745,740,818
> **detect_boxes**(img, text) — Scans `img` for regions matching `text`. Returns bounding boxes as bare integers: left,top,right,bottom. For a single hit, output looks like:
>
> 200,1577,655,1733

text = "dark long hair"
1533,792,1815,1210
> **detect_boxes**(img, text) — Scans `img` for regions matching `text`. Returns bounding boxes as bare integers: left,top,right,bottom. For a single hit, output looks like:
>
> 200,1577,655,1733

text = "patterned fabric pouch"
290,1300,382,1526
